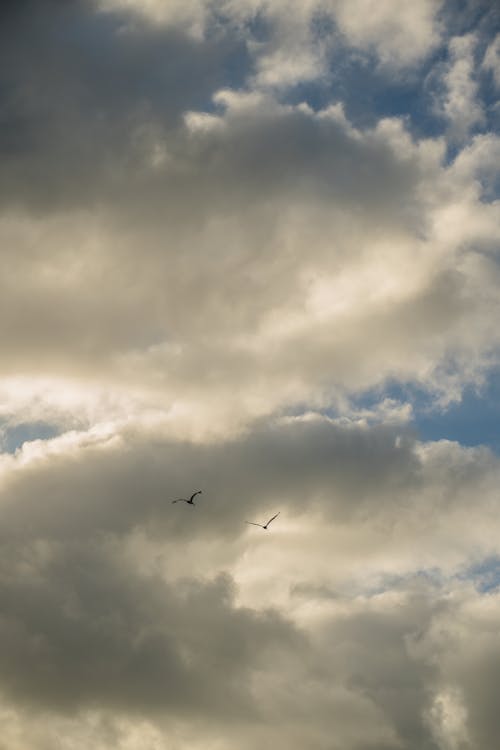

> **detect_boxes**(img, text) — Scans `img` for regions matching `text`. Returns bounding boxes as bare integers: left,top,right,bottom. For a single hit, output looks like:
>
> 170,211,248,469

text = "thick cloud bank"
0,1,499,748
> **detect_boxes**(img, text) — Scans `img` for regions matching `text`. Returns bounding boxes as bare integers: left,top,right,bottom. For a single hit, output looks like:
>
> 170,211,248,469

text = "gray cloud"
0,2,497,414
1,1,500,748
0,416,421,549
0,412,498,748
0,103,497,415
0,416,497,742
0,0,247,211
0,549,297,716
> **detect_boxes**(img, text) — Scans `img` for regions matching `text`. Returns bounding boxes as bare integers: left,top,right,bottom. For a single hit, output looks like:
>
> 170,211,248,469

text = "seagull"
172,490,202,506
245,511,280,530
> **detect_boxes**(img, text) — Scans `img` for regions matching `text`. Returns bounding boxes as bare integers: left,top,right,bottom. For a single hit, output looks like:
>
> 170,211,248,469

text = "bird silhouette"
245,511,280,530
172,490,202,506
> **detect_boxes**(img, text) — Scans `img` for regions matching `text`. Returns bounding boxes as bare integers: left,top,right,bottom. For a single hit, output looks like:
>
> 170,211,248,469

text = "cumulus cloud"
0,1,499,748
0,413,499,747
0,88,498,430
330,0,444,68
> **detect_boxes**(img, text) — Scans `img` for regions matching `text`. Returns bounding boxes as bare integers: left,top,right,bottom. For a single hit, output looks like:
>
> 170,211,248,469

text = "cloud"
1,2,499,748
0,0,246,211
0,552,298,717
0,87,498,433
99,0,444,84
435,33,485,143
330,0,444,69
0,3,497,433
0,346,499,750
1,499,500,750
0,412,499,598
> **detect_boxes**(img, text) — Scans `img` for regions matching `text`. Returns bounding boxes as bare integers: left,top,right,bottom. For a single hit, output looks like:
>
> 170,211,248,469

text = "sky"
0,1,499,748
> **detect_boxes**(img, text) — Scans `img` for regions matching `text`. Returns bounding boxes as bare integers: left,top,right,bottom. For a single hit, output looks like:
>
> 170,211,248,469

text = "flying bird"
172,490,202,506
245,511,280,530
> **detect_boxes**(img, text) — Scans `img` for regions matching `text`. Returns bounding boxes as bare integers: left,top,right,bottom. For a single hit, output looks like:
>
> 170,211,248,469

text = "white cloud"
330,0,443,68
438,33,485,142
427,687,470,750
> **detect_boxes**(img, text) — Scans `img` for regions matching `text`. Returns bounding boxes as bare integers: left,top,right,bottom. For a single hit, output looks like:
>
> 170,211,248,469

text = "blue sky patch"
1,421,61,454
350,367,500,452
460,556,500,592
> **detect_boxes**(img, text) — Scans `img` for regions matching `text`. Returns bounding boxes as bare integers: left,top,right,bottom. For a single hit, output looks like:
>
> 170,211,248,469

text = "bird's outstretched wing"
172,498,186,504
190,490,202,502
245,521,264,527
266,512,280,527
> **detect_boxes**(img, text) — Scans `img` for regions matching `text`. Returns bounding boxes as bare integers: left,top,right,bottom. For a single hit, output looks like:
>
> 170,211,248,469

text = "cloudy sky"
0,1,499,748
